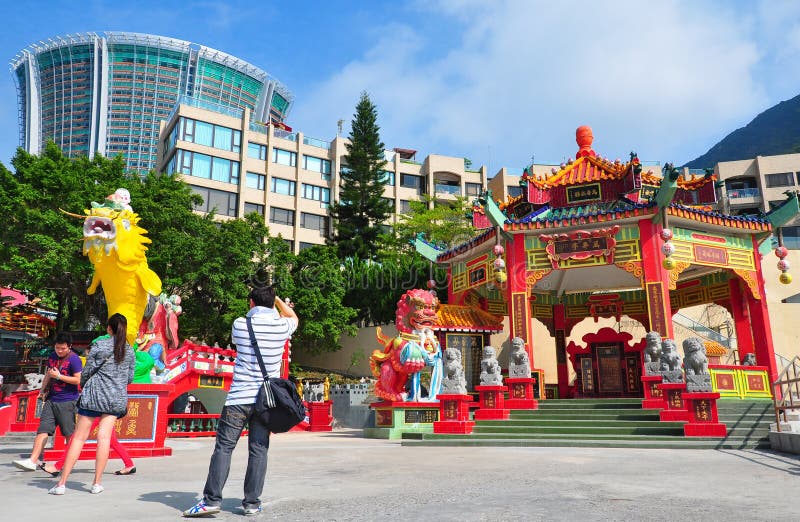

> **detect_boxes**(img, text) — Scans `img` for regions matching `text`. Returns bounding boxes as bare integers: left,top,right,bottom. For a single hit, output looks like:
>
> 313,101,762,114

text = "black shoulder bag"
246,316,305,433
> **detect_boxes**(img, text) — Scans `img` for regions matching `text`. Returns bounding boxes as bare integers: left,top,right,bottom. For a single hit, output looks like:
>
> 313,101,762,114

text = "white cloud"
286,1,785,170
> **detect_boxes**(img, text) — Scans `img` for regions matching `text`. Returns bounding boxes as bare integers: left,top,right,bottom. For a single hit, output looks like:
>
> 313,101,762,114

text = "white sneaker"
48,485,66,495
90,484,104,494
13,458,38,471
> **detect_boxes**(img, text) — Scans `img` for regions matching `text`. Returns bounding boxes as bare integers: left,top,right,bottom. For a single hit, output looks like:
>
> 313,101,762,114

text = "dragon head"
395,289,439,333
81,189,151,267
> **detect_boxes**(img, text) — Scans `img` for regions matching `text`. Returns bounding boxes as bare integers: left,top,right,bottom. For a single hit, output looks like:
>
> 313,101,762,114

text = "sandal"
114,467,136,475
38,463,60,477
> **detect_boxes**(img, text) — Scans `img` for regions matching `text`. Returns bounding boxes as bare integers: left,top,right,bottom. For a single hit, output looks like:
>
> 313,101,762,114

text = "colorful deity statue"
136,293,183,373
64,189,162,346
370,289,443,402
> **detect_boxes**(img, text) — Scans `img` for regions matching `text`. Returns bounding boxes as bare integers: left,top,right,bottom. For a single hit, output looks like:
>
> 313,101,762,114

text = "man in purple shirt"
13,332,82,473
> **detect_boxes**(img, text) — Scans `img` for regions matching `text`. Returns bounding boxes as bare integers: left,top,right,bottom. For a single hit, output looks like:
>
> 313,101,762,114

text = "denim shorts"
77,407,106,418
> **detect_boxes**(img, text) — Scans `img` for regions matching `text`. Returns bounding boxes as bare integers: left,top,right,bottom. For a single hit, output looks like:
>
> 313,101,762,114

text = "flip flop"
38,463,60,477
115,467,136,475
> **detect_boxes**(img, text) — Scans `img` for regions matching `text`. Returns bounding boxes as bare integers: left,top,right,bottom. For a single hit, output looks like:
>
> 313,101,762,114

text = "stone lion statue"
24,373,44,390
741,353,757,366
683,338,709,376
659,339,681,372
508,337,531,378
643,331,662,363
479,345,503,386
441,347,467,395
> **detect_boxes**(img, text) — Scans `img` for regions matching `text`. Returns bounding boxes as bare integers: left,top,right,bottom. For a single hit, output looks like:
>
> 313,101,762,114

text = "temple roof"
434,304,504,332
704,341,728,357
523,155,635,189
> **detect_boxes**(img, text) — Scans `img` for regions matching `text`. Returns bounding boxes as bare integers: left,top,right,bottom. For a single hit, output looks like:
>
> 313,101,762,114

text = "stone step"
510,412,660,421
402,437,769,449
472,425,686,436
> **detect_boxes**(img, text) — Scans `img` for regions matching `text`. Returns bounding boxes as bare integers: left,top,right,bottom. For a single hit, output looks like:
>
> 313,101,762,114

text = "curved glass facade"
10,32,293,172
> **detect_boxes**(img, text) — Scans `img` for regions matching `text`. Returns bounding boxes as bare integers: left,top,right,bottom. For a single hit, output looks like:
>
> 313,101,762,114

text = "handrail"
773,355,800,432
672,312,732,347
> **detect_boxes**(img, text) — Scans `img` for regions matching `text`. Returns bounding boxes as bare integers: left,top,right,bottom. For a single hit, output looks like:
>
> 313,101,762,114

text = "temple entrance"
568,328,644,398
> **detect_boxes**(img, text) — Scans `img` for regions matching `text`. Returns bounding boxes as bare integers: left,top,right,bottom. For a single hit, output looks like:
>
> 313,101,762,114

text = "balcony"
435,183,462,197
727,187,762,207
302,136,331,150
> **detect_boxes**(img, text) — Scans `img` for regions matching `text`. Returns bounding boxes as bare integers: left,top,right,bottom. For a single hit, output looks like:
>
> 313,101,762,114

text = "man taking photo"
183,286,298,517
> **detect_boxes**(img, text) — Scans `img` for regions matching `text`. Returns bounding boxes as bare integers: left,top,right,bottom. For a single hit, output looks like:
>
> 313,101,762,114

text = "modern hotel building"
156,99,488,253
10,32,293,172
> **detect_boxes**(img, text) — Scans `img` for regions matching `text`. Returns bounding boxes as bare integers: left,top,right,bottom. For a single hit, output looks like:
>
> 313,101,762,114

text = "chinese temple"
416,126,800,400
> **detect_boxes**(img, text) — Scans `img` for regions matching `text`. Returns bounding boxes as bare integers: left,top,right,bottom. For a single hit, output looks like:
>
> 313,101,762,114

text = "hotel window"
284,239,295,251
303,155,331,175
179,117,241,153
246,172,266,191
299,241,317,251
247,142,267,160
765,172,795,188
273,148,297,167
269,207,295,226
507,185,523,197
302,183,330,204
190,186,238,217
176,150,239,184
271,177,296,196
466,182,482,197
243,202,265,217
401,173,426,195
400,200,412,212
380,170,395,185
300,212,328,233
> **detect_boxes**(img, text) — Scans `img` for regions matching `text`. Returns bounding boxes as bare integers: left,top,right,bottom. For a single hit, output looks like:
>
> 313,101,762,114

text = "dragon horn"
59,208,87,219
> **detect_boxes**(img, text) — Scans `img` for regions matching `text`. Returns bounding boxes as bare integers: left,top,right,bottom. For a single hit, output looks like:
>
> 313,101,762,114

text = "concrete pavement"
2,428,799,521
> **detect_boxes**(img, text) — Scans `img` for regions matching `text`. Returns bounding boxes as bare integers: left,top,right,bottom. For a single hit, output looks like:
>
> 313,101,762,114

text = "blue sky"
2,0,800,174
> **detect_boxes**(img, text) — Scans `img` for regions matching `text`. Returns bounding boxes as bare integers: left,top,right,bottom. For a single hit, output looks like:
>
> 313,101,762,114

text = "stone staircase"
401,398,773,449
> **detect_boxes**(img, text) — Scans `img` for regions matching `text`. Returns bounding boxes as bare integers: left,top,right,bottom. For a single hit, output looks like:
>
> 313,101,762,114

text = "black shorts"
37,400,77,437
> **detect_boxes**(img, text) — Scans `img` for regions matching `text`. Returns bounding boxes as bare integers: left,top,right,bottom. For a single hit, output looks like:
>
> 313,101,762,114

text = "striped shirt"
226,306,298,406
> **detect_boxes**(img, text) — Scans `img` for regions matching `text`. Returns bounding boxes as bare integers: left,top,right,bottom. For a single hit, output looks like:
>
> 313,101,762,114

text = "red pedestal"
474,385,509,420
505,378,539,410
641,375,664,409
682,391,727,437
44,383,175,461
9,389,41,432
434,394,474,434
308,400,333,432
657,382,688,422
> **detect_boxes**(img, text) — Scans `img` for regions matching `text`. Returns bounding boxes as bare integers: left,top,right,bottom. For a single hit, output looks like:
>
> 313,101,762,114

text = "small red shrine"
416,126,799,401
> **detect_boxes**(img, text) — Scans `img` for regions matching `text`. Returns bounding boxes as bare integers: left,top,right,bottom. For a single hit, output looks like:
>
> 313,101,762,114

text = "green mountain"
684,93,800,169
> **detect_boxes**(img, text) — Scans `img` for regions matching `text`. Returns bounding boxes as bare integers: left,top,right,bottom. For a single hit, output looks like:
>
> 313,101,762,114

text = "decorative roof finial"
575,126,596,158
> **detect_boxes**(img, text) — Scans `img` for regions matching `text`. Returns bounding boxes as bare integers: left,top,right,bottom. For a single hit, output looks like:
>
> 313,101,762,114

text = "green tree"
328,92,392,260
0,143,130,332
288,246,357,355
382,195,476,256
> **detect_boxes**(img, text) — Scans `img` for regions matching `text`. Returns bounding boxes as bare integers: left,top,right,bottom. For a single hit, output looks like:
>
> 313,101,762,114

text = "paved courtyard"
2,428,798,521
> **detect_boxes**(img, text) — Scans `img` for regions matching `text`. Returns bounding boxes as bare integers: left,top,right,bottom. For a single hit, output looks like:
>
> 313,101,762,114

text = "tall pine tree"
329,92,392,260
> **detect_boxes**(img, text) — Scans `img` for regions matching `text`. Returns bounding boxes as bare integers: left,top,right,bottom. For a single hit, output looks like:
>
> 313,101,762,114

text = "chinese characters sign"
539,226,619,269
693,244,729,266
566,183,602,204
646,281,668,337
90,395,158,442
511,292,530,345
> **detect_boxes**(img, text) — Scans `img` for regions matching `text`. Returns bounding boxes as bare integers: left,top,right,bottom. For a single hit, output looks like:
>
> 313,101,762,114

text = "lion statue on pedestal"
370,289,443,402
683,338,709,375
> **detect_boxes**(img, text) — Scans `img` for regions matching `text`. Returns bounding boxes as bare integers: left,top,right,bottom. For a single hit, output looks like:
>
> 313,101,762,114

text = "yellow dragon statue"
64,189,162,346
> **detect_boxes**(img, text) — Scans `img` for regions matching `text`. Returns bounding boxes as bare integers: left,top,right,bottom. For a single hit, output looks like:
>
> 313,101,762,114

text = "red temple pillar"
553,304,570,399
747,236,779,383
506,235,534,365
728,277,755,360
638,220,675,339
